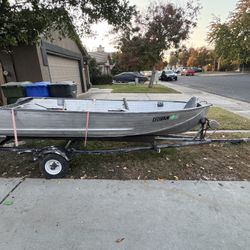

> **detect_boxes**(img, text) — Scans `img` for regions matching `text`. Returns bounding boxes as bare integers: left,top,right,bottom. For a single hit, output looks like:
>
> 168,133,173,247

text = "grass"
93,84,180,93
208,107,250,130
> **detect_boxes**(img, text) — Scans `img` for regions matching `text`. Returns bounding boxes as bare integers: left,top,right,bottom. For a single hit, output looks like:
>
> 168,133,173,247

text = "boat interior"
3,97,201,113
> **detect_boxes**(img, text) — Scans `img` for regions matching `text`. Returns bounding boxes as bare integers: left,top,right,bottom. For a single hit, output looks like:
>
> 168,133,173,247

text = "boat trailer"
0,120,250,178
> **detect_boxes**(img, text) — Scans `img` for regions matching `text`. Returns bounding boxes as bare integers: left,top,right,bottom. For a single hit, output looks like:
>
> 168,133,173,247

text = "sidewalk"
197,72,249,77
80,83,250,119
0,178,249,250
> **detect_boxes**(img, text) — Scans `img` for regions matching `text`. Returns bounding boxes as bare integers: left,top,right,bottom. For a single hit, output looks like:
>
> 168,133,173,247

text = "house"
89,45,113,75
0,31,91,100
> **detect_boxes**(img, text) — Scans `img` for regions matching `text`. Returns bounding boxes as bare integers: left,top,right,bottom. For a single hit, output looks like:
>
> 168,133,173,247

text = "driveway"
0,179,250,250
177,74,250,103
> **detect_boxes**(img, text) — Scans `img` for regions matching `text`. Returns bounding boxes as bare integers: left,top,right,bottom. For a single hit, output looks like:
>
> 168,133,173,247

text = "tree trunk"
217,57,221,71
148,67,156,88
242,63,245,73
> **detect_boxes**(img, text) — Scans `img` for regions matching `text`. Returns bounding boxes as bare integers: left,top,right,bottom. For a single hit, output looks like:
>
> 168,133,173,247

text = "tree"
0,0,136,49
208,0,250,71
187,48,198,67
115,1,200,86
186,47,215,67
88,58,102,81
169,52,178,67
177,46,191,67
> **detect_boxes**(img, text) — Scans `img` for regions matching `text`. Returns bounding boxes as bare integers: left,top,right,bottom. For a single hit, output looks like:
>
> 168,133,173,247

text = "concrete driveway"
0,178,250,250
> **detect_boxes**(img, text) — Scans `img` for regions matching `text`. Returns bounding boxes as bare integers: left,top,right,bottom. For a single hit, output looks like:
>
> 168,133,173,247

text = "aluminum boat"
0,97,211,139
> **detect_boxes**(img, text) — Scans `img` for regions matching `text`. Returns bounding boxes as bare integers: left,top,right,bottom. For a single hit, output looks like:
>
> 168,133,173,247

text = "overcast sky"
81,0,238,52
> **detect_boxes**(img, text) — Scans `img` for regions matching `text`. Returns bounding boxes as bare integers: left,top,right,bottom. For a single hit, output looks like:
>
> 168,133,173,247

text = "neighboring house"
0,31,91,97
89,45,113,75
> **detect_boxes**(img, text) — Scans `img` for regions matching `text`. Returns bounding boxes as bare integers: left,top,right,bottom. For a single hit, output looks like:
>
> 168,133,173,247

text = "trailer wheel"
39,154,69,179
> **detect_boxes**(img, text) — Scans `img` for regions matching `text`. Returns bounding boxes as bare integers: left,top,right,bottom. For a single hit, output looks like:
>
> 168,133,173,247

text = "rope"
84,111,90,147
11,109,19,147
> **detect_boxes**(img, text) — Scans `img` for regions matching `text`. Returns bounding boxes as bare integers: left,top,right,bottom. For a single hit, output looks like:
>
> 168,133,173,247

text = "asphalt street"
177,74,250,103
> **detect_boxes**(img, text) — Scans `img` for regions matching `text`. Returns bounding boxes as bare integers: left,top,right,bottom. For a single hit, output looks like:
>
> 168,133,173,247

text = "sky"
81,0,239,52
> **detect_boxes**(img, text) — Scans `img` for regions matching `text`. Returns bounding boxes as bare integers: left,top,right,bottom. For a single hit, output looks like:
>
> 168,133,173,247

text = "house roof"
89,51,112,65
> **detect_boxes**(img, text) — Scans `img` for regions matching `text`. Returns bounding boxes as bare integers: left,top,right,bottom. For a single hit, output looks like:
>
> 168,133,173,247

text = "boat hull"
0,101,210,138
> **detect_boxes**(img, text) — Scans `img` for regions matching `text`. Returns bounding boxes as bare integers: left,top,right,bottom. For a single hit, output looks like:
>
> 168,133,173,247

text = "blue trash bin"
25,82,50,97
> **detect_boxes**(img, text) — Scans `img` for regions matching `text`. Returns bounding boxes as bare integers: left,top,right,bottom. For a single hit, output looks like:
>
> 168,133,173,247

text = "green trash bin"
0,81,31,104
6,97,20,105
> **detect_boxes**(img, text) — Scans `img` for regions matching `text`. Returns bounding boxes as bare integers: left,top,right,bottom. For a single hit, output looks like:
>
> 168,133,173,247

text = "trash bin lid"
1,81,31,87
27,82,50,87
50,81,76,86
59,81,76,85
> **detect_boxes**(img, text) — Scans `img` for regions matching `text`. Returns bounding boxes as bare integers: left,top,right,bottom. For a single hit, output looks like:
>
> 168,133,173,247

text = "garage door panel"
47,55,82,94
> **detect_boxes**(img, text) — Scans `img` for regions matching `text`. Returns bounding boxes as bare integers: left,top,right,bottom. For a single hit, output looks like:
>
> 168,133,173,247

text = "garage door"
47,55,83,94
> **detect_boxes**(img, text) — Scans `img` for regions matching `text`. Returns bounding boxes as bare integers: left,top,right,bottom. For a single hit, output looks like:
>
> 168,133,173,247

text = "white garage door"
47,55,83,94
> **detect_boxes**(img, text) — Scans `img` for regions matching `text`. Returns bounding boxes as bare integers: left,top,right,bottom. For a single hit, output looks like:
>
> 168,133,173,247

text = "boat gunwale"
0,98,212,114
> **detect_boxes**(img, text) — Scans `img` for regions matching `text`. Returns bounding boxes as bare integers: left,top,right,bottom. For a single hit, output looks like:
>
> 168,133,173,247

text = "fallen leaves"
202,176,210,181
116,238,125,243
80,174,87,179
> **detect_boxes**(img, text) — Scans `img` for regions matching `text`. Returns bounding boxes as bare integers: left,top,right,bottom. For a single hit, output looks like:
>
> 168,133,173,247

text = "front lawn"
208,107,250,130
94,84,180,93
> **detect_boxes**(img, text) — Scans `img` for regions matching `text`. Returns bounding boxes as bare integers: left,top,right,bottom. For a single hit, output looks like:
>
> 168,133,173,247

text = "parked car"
159,70,178,81
181,69,195,76
174,68,181,74
191,67,203,72
113,72,148,83
141,71,152,78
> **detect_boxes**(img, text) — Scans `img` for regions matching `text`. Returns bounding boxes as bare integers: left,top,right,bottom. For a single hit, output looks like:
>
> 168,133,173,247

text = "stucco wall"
44,31,82,54
0,51,17,82
0,45,42,83
36,44,51,82
13,45,43,82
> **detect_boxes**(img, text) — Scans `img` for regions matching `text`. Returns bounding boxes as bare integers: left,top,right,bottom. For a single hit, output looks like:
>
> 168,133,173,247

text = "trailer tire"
39,154,69,179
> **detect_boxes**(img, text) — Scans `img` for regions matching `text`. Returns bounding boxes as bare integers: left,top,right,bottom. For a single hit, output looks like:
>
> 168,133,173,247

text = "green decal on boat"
169,114,177,120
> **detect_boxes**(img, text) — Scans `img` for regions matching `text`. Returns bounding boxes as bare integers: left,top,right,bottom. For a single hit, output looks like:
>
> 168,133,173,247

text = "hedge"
91,75,113,85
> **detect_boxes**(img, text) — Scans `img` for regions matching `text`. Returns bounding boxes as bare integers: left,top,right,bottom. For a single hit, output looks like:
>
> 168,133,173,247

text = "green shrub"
91,74,113,85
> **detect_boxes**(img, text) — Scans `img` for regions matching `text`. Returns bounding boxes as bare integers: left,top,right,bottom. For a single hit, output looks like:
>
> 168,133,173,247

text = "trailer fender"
35,146,70,162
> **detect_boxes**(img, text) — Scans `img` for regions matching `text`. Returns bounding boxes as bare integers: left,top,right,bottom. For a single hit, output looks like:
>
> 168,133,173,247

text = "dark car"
113,72,148,83
159,70,178,81
191,67,203,72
